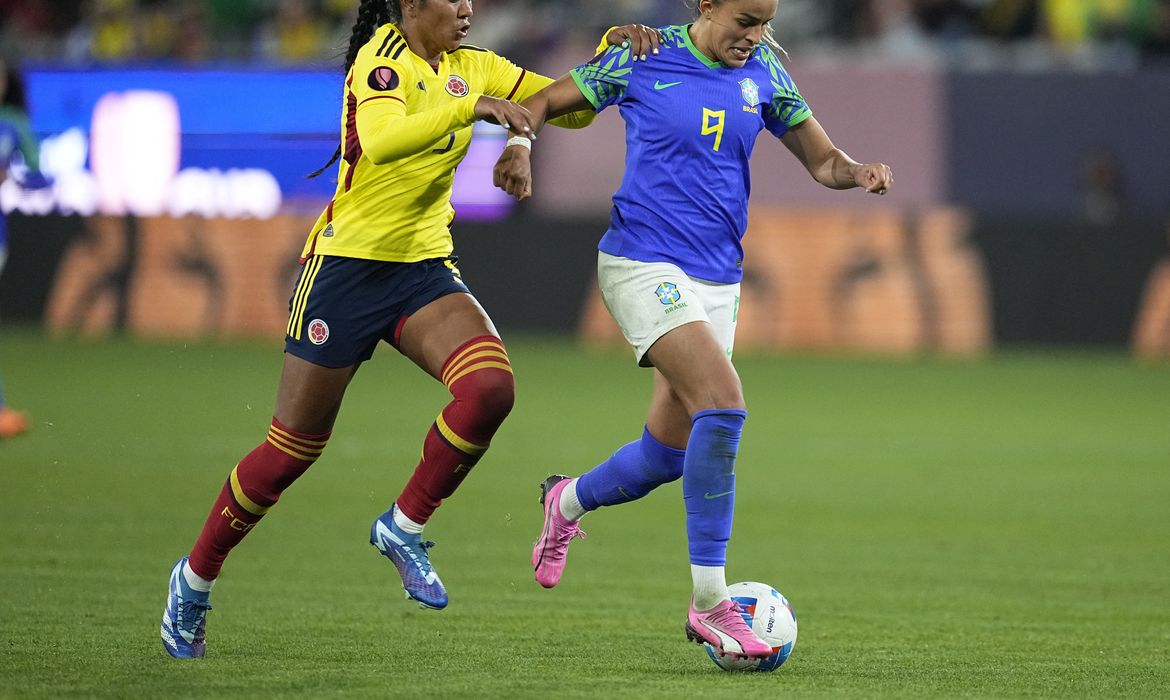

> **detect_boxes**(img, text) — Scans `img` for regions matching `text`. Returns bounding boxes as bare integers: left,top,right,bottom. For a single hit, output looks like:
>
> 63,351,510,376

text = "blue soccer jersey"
570,25,812,283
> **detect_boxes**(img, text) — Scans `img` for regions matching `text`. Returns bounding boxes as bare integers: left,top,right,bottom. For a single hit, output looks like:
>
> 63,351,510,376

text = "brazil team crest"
739,78,759,107
655,282,682,305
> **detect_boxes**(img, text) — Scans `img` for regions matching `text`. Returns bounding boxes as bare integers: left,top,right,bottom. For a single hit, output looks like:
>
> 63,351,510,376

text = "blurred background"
4,0,1170,65
2,0,1170,354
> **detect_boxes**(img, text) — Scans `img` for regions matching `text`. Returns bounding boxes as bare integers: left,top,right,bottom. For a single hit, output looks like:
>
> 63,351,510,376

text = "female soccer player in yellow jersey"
160,0,662,659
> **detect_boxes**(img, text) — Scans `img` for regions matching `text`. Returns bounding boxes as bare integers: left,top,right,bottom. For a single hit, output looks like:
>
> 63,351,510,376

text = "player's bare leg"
645,369,694,449
272,354,360,434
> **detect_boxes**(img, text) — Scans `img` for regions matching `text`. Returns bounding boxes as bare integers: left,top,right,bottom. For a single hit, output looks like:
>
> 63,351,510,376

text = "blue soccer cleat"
370,505,448,610
160,557,212,659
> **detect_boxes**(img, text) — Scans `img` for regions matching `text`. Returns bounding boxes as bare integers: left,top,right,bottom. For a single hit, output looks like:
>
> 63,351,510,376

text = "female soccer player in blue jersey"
0,60,39,440
159,0,659,659
495,0,893,660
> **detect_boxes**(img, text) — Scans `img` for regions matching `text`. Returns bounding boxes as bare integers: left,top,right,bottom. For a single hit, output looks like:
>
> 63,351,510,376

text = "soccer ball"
704,581,798,672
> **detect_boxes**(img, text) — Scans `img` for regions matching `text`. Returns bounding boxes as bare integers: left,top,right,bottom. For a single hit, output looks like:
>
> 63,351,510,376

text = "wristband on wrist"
506,135,532,151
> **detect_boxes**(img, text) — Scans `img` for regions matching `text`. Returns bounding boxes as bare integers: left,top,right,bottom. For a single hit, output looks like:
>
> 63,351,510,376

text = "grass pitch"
1,330,1168,698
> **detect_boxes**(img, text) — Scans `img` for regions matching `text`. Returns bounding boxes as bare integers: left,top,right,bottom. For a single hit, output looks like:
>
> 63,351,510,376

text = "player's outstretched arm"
524,76,595,136
494,76,593,201
494,20,651,201
780,117,893,195
517,23,660,132
358,95,538,164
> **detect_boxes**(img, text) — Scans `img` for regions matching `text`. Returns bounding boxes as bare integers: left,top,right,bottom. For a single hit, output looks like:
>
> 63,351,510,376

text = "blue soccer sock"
575,426,686,512
682,409,747,568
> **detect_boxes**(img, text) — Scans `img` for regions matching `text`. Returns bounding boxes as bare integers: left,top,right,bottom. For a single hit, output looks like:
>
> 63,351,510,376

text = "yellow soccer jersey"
301,23,593,263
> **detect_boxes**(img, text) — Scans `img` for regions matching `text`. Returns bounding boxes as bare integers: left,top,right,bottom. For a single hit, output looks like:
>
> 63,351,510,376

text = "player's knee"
710,389,746,413
718,374,746,410
674,368,744,414
482,370,516,420
683,388,745,415
458,368,515,425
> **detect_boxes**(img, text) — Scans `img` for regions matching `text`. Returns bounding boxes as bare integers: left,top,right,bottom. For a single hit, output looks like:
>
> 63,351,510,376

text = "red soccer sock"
396,336,515,524
187,418,330,580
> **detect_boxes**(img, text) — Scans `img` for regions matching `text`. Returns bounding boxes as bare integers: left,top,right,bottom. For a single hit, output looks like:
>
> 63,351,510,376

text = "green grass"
1,329,1168,698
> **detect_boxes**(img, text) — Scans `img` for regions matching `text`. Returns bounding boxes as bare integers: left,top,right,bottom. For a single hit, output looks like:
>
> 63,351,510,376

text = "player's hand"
854,162,893,195
607,24,663,61
474,96,537,138
493,144,533,201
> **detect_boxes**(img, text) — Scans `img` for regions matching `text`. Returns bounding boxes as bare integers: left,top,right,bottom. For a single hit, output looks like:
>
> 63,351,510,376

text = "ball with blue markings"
704,581,797,672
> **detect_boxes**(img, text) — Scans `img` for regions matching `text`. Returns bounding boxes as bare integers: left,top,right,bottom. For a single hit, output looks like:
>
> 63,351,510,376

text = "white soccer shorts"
597,251,740,367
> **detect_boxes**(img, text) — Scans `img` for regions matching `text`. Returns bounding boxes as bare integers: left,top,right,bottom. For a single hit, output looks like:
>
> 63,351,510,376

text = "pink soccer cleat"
532,474,586,588
685,597,774,659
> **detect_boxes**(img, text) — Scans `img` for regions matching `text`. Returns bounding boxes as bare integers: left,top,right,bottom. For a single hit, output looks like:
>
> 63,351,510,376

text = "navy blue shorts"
284,255,470,368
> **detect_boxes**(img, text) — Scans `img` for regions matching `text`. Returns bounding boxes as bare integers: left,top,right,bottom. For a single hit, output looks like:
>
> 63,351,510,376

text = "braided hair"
309,0,403,178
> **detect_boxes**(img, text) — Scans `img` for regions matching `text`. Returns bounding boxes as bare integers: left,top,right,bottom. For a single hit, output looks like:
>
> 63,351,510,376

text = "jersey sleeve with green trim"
511,71,596,129
569,44,636,111
470,49,595,129
756,46,812,138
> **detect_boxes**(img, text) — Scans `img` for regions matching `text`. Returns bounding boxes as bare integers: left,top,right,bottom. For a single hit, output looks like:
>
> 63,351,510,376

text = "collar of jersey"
681,23,724,70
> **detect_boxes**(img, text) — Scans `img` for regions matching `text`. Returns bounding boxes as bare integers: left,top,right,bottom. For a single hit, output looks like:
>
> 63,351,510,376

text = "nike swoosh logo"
654,80,682,90
704,490,734,500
